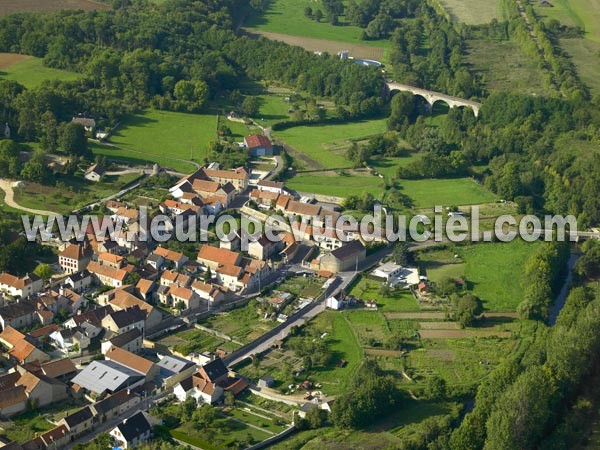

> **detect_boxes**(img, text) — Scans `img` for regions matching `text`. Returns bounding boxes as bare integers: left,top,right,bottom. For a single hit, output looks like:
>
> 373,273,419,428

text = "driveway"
0,178,61,217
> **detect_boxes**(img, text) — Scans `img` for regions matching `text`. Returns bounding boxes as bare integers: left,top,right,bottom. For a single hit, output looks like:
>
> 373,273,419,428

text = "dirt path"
242,29,385,60
0,179,61,217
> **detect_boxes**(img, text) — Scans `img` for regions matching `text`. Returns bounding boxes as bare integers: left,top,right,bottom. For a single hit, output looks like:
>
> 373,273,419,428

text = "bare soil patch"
427,349,455,361
365,348,403,357
420,329,512,339
385,312,446,320
0,0,110,16
243,29,385,61
0,53,29,70
419,322,459,330
480,312,519,319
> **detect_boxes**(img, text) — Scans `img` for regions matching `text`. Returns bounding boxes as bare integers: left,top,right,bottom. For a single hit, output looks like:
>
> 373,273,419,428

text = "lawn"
108,109,217,169
349,275,421,312
245,0,388,49
438,0,502,24
13,172,141,215
371,153,417,179
274,117,389,169
286,172,385,198
466,39,551,96
418,240,541,312
90,142,197,174
399,178,497,208
0,54,80,88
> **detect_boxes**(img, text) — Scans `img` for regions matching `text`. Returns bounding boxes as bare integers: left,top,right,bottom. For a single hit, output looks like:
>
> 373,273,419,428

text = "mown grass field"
399,178,497,208
0,54,80,88
286,173,384,197
532,0,600,95
106,109,216,171
534,0,600,42
437,0,503,24
561,38,600,96
245,0,388,49
349,275,421,312
274,117,389,169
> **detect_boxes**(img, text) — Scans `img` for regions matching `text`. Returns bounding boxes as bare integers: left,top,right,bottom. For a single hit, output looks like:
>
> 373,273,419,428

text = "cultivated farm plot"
0,54,80,88
437,0,503,24
0,0,110,16
419,329,512,339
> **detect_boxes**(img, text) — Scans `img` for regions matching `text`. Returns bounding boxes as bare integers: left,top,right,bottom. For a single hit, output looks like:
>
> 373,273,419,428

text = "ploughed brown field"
0,0,110,16
243,28,385,61
0,53,29,70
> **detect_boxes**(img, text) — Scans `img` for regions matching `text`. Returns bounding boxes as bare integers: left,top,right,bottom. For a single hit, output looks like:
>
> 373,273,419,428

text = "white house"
326,296,344,310
371,262,404,282
0,273,43,298
84,163,106,182
110,411,154,449
173,374,223,405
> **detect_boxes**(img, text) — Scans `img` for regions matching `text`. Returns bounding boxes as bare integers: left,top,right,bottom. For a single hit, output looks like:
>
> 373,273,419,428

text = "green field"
349,275,421,312
466,39,551,96
419,240,540,311
13,172,140,215
275,118,389,169
0,56,80,88
200,300,278,344
286,173,384,197
245,0,387,48
534,0,600,42
106,109,217,171
399,178,497,208
438,0,503,24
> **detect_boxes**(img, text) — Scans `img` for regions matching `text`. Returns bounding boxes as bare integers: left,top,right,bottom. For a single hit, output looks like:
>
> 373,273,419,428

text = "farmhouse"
170,166,250,199
256,179,287,195
72,117,96,132
84,163,106,182
90,388,141,423
105,346,159,382
101,327,143,355
244,134,274,156
317,240,366,273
